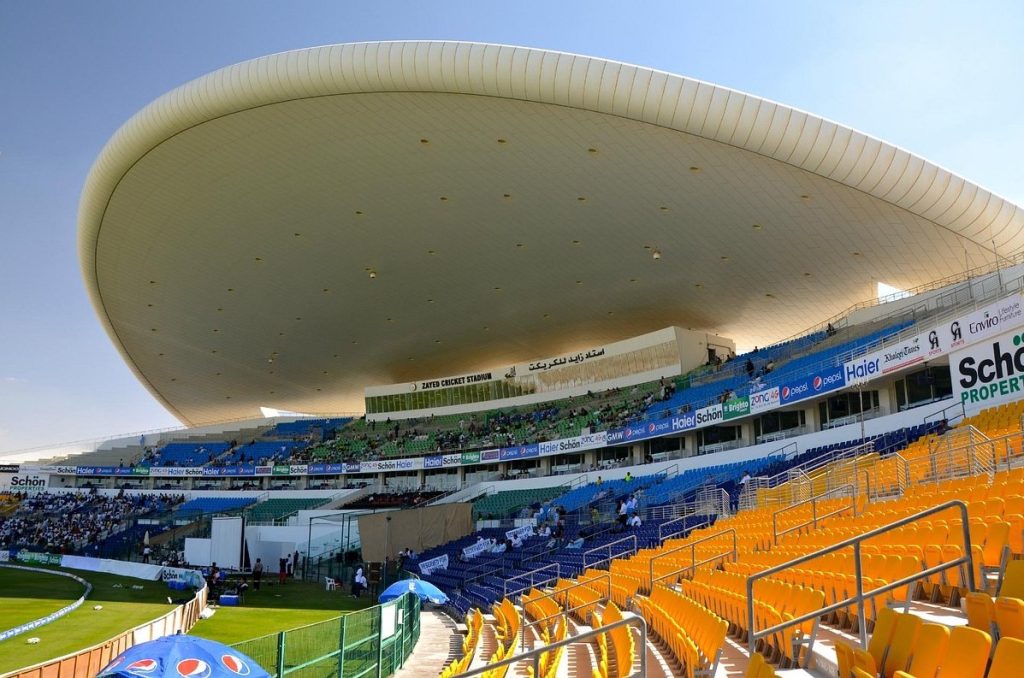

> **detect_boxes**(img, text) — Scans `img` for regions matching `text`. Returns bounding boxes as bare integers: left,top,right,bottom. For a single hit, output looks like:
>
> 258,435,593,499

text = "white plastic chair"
325,576,338,591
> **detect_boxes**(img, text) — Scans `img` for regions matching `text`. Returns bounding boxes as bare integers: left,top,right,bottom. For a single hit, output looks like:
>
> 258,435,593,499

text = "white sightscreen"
211,516,244,570
184,537,212,567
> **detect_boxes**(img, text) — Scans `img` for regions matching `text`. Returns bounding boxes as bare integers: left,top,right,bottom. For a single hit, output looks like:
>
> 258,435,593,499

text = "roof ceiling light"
652,249,662,260
368,270,377,279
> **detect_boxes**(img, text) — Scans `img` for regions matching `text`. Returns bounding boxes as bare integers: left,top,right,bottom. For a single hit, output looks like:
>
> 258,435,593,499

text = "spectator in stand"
628,512,642,528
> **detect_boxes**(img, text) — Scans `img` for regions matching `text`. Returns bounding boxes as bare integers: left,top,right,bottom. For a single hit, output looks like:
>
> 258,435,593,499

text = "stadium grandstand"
6,40,1024,678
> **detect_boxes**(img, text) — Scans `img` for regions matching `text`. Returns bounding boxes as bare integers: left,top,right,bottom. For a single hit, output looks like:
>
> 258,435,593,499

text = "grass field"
189,579,373,645
0,568,86,630
0,569,375,675
0,567,174,674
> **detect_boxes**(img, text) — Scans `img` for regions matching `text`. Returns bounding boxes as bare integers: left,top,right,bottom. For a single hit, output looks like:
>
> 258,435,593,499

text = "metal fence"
232,591,421,678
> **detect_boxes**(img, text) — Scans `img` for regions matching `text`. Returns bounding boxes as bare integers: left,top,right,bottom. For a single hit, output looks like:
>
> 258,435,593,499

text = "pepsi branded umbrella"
378,578,449,604
97,634,271,678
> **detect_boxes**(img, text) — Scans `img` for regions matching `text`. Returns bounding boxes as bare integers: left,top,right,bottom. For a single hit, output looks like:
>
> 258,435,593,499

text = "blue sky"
1,1,1023,453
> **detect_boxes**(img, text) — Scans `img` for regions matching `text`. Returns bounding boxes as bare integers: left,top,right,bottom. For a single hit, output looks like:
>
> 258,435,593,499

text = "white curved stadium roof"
79,41,1024,424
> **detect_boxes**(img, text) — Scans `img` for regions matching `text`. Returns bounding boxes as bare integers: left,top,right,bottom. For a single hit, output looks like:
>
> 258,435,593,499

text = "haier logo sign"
844,357,880,385
423,456,443,469
672,412,696,431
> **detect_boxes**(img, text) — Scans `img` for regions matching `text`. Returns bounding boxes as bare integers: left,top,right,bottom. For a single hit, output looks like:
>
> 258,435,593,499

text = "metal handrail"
504,563,561,598
747,499,974,654
652,549,736,587
924,400,966,427
772,484,856,544
658,516,709,543
583,535,638,568
453,613,647,678
517,571,612,650
647,528,736,592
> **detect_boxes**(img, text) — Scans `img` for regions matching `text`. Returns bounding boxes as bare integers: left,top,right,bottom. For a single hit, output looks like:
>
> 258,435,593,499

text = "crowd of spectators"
0,491,183,553
124,328,833,473
343,490,443,510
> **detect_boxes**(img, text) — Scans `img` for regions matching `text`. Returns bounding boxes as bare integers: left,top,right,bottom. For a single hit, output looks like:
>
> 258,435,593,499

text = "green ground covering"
0,566,174,674
0,569,375,676
190,579,373,645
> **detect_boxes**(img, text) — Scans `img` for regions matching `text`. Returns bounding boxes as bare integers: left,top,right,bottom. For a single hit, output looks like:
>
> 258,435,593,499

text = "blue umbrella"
97,633,271,678
378,578,449,604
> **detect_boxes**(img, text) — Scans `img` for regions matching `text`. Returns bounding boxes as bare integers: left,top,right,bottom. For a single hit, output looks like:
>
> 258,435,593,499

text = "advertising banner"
538,432,607,456
749,388,780,415
499,444,540,461
944,294,1024,352
255,465,273,476
147,467,204,478
16,551,62,566
480,449,500,462
722,397,750,420
422,454,461,469
2,474,47,493
461,451,481,465
360,457,424,473
0,464,18,473
694,404,725,427
951,326,1024,408
41,465,75,475
272,465,291,476
780,365,846,405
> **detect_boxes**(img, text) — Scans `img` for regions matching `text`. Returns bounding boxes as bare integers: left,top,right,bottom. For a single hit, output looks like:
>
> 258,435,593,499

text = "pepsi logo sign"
125,659,159,676
176,659,212,678
220,655,250,675
781,386,791,399
812,376,822,390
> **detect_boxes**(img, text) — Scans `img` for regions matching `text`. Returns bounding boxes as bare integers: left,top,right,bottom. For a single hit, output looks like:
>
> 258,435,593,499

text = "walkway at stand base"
394,609,459,678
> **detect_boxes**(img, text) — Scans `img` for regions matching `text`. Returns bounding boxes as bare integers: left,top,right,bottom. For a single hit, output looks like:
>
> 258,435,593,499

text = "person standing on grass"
253,558,263,590
278,556,288,584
